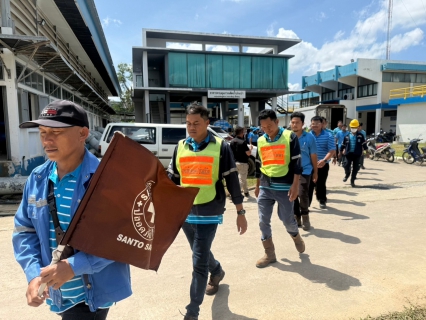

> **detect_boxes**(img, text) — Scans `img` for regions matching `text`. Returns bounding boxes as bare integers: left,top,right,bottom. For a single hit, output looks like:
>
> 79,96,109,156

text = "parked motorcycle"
375,131,394,143
402,135,425,164
366,136,395,162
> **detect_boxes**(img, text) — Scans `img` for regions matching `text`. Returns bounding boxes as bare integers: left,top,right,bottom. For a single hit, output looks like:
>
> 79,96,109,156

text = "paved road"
1,159,425,320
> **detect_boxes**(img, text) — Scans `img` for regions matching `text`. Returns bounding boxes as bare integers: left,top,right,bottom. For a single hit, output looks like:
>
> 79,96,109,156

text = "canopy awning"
0,34,115,115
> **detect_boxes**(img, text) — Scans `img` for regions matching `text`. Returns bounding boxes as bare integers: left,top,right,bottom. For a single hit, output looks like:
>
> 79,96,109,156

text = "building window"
384,110,397,117
16,62,43,91
358,83,377,98
383,72,426,83
322,90,335,101
45,79,61,99
358,112,362,118
136,75,143,87
62,89,73,101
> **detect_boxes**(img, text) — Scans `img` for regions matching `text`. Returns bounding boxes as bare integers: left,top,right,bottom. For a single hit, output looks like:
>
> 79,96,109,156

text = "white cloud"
195,13,199,20
166,43,202,50
274,0,426,77
102,17,122,28
317,12,327,22
288,83,300,91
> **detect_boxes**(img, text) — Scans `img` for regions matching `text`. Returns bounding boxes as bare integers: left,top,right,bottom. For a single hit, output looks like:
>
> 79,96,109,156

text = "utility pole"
386,0,393,60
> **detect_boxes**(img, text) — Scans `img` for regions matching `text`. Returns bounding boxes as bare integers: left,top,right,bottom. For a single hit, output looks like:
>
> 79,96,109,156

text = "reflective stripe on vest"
258,129,292,177
176,136,222,205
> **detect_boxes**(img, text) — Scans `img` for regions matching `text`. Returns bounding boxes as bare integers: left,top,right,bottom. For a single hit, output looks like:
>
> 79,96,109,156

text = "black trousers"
344,153,361,182
59,303,109,320
309,163,329,205
294,174,311,217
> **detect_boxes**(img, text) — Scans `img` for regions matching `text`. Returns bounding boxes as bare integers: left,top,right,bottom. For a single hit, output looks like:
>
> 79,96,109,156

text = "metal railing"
389,85,426,99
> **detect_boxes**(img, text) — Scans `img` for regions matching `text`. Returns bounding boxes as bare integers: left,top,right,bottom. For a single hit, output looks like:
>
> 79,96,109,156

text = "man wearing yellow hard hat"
340,119,369,187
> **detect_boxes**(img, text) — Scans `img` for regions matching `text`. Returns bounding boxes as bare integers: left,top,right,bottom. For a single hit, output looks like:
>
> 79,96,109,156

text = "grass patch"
357,304,426,320
390,143,426,157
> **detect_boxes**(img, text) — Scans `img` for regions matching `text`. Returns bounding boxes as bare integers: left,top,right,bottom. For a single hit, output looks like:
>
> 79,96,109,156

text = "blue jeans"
257,188,299,240
181,222,222,317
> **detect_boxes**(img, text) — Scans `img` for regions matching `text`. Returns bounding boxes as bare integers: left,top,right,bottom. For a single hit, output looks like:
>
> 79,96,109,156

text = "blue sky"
95,0,426,91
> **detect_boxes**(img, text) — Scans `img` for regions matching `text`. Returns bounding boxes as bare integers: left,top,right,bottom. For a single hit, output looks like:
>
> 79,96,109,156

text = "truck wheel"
248,157,256,176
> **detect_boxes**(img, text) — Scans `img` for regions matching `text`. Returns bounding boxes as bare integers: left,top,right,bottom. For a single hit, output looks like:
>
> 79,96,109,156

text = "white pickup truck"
98,123,257,176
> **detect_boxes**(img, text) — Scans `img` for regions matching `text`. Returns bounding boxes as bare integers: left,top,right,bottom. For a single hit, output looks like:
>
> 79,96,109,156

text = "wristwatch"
237,209,246,215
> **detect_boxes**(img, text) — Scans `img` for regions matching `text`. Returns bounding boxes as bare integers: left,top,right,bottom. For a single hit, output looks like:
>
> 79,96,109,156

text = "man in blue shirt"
358,122,367,169
309,116,336,209
336,124,349,166
341,119,369,187
333,120,343,136
248,128,259,147
13,100,132,319
290,112,317,230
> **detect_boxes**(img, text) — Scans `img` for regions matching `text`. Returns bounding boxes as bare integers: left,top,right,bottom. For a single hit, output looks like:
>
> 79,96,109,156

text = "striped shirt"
310,129,335,163
47,163,113,313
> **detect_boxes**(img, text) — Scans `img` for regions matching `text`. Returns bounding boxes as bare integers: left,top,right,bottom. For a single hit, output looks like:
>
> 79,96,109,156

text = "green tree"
112,63,134,113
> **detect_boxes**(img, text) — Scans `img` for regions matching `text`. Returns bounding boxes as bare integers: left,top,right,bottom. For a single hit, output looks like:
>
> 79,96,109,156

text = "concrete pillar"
144,90,150,122
237,98,244,127
142,51,148,88
271,97,277,111
220,101,229,120
201,96,207,108
2,50,19,163
375,108,381,135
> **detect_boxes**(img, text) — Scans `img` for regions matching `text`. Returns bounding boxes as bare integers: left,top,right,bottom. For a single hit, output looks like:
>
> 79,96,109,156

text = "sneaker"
319,201,326,209
205,269,225,295
351,181,356,188
184,315,198,320
244,192,250,197
343,176,348,182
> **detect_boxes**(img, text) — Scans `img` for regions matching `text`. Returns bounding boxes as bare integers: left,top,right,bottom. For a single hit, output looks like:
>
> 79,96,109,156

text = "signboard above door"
208,90,246,99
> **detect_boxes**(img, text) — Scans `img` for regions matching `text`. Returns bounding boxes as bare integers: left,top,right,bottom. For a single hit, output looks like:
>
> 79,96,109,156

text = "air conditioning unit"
343,93,354,100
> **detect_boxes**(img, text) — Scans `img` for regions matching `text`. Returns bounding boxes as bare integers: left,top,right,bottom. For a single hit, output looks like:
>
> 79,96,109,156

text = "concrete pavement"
1,159,425,320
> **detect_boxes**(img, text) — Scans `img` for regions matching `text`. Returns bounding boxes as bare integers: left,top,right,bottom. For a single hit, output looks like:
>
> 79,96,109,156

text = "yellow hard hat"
349,119,360,128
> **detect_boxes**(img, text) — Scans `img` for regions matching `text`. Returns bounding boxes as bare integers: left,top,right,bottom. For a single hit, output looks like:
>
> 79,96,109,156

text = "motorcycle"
375,131,394,143
402,135,425,164
366,136,395,162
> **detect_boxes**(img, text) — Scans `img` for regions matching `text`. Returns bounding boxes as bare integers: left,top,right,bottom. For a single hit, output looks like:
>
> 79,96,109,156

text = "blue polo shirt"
298,131,317,175
248,132,258,143
332,127,341,136
336,130,350,148
311,129,335,163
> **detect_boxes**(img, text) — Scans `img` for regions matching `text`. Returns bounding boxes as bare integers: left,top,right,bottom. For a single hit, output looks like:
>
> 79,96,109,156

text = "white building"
0,0,119,177
291,58,426,140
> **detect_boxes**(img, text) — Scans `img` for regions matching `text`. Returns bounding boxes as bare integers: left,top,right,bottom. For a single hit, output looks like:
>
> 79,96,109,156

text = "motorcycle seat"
421,147,426,153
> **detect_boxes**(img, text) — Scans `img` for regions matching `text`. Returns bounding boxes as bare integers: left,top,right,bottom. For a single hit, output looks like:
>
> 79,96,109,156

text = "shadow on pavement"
320,205,369,220
211,284,258,320
272,254,361,291
302,227,361,244
327,189,358,196
326,198,366,206
355,177,383,181
355,184,402,190
364,168,384,171
357,172,378,175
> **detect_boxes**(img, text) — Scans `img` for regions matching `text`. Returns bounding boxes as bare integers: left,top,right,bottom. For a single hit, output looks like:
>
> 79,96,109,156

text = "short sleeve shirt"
298,131,317,175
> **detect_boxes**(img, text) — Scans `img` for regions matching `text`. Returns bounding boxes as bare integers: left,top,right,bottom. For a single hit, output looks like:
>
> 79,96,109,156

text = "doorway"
366,112,376,135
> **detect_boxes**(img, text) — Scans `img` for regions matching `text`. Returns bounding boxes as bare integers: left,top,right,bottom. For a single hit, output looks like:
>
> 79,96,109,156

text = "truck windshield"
106,126,156,144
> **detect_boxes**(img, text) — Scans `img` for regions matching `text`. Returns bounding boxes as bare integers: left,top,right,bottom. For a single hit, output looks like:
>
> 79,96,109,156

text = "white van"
99,122,256,175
